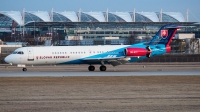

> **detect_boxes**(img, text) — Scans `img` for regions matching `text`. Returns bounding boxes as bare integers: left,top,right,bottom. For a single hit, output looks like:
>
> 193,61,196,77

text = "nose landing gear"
22,68,27,72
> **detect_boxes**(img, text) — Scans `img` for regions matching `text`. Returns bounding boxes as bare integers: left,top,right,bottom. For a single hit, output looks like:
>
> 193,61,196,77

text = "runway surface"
0,70,200,77
0,62,200,77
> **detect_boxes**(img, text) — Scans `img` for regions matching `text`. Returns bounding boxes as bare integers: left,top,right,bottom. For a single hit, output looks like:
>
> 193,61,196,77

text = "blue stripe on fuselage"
59,43,166,65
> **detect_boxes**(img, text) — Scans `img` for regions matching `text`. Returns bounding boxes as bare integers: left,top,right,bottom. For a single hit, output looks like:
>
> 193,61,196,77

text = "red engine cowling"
124,48,151,57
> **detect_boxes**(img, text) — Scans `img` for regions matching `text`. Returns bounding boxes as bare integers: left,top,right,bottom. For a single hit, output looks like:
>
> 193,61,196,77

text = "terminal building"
0,9,200,53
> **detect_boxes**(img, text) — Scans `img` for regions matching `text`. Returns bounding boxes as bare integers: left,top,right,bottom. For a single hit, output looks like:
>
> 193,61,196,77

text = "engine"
124,47,152,58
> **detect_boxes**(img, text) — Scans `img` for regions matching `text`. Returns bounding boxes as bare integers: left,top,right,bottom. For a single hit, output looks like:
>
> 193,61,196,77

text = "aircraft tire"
22,68,27,72
100,65,106,71
88,65,95,71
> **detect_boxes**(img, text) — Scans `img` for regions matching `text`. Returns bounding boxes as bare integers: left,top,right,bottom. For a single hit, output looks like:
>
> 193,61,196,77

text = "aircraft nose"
4,55,11,64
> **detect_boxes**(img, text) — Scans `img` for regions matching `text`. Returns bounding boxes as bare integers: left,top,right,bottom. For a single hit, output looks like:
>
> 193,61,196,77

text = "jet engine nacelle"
124,47,152,58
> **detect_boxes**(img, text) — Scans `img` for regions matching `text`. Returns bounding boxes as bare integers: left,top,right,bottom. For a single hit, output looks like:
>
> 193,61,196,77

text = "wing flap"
107,60,122,66
83,56,125,61
83,56,130,66
108,58,130,66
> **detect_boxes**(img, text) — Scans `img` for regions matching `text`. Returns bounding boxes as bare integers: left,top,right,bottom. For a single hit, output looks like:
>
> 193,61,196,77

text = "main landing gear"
100,65,106,71
88,65,107,71
88,65,95,71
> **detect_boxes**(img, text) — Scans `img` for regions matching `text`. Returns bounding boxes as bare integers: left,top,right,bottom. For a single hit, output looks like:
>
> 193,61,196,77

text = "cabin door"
27,48,34,61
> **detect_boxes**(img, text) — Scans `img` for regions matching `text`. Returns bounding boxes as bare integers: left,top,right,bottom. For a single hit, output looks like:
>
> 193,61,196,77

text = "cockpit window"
12,51,18,54
12,51,24,54
17,51,24,54
17,52,21,54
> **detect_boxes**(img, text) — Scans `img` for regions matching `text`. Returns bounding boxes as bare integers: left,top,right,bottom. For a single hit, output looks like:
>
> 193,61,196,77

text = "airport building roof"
53,11,78,22
25,11,51,23
0,11,23,26
135,12,159,22
0,10,186,28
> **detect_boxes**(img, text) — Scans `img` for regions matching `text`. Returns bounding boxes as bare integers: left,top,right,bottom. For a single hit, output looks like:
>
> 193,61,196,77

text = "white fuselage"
5,45,130,65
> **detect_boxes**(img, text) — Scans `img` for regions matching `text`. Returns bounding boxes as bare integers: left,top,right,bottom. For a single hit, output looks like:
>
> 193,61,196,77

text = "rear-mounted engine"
124,47,152,58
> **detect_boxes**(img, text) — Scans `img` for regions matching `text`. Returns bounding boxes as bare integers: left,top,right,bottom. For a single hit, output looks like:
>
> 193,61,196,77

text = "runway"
1,63,200,77
0,63,200,77
1,70,200,77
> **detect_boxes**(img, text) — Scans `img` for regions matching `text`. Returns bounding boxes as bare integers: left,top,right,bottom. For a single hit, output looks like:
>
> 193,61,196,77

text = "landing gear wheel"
100,65,106,71
88,65,95,71
22,68,27,72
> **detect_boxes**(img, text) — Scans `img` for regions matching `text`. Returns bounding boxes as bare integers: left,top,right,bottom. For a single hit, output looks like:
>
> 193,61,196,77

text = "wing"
83,56,131,66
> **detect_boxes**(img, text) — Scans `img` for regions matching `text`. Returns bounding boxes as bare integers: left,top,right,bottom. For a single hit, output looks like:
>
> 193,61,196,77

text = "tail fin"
148,24,179,46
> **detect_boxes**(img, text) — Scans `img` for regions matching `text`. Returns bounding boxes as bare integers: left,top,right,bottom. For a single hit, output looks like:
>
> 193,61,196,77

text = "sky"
0,0,200,22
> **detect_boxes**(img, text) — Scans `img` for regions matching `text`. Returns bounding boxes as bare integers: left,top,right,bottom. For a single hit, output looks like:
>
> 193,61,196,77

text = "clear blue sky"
1,0,200,22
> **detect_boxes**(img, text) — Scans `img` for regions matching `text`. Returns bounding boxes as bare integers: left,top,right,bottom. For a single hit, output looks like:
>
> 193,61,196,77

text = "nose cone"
4,55,11,64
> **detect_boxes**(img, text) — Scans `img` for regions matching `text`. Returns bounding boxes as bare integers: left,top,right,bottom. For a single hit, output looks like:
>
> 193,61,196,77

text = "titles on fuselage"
36,56,70,60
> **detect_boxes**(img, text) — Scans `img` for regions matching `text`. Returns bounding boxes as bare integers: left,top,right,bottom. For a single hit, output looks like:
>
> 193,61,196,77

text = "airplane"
4,24,179,72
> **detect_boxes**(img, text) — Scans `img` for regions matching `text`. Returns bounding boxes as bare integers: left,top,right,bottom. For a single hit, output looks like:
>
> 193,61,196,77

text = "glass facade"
135,13,152,22
24,12,44,24
0,11,187,28
80,12,99,22
162,13,179,22
84,12,105,22
0,13,13,28
0,11,22,28
155,12,179,22
107,13,126,22
53,12,72,22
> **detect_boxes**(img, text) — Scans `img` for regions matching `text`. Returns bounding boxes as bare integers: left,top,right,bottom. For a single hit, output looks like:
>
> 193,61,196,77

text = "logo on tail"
161,30,168,39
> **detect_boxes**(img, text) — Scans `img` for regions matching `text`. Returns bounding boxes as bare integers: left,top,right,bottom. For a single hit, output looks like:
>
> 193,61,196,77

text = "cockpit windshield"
17,51,24,54
12,51,18,54
12,51,24,54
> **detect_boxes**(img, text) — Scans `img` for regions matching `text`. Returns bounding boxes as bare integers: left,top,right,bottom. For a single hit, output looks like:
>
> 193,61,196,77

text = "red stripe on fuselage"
166,45,171,53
